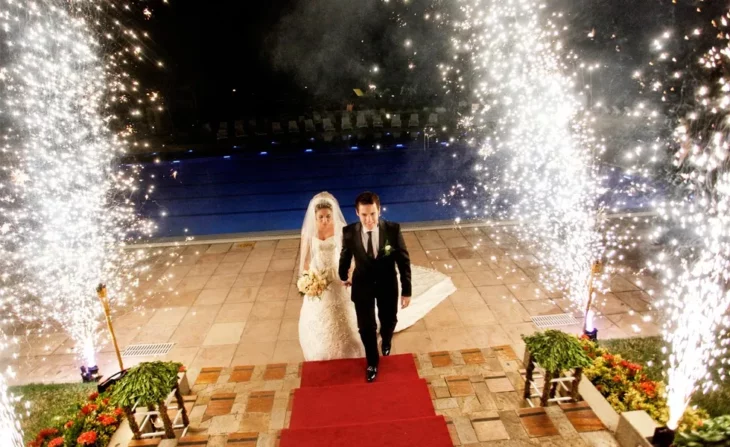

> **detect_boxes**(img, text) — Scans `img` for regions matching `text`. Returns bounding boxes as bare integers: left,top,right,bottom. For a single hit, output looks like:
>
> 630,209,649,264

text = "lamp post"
97,284,124,372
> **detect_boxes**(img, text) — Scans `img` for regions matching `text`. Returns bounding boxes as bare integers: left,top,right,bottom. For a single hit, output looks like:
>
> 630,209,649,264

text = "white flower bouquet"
297,269,331,300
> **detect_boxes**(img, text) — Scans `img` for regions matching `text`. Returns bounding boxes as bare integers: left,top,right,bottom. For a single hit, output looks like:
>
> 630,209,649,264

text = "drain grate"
122,343,175,357
531,314,580,328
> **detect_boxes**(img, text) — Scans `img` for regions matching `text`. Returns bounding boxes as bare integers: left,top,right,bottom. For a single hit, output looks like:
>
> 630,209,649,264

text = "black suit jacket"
339,219,412,302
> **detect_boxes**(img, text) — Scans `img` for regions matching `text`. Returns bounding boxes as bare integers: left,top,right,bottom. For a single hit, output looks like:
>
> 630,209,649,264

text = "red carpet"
300,354,419,387
290,379,434,429
280,416,453,446
281,354,452,446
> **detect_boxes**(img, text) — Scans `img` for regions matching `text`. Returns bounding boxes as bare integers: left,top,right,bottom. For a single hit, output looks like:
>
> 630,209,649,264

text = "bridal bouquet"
297,270,330,300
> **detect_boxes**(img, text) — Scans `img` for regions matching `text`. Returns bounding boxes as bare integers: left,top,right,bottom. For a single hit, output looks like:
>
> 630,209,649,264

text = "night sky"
135,0,717,129
148,0,304,119
139,0,453,124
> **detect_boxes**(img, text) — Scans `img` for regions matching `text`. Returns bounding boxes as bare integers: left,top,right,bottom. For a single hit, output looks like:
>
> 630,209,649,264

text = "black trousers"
354,294,399,367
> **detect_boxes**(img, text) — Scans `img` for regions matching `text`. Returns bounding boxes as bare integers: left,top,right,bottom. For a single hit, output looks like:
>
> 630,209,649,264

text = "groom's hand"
342,280,352,287
401,296,411,309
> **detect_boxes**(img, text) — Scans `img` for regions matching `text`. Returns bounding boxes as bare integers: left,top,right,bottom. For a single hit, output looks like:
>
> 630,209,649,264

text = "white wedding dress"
298,235,457,361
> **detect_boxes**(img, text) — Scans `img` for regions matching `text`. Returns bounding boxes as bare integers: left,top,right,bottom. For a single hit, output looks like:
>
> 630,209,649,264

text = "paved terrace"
0,226,661,387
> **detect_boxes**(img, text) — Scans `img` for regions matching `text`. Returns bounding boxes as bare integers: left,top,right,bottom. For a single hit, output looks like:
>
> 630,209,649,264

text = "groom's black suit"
339,219,412,367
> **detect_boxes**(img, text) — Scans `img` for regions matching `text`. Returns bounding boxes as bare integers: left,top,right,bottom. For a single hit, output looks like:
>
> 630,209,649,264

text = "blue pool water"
141,144,475,237
138,143,659,239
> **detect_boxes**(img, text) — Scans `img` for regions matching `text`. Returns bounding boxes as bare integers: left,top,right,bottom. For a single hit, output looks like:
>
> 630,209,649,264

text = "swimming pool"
140,143,475,237
138,142,658,239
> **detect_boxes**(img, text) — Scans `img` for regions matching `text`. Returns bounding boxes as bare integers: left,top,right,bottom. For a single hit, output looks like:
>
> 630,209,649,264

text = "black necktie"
367,231,374,259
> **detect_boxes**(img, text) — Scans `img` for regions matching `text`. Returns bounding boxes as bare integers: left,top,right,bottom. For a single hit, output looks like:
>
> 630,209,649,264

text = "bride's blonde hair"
314,200,333,213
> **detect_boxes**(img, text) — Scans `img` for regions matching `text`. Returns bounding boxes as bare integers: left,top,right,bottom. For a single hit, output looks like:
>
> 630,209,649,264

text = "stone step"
178,435,208,446
128,439,161,447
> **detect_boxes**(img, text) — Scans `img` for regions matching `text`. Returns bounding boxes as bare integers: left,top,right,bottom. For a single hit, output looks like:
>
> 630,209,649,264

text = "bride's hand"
401,296,411,309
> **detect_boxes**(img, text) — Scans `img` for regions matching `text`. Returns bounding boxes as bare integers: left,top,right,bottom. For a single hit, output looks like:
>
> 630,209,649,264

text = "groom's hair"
355,191,380,211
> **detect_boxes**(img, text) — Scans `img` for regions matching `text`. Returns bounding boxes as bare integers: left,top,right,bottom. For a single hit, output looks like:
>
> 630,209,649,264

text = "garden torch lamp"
582,262,601,341
97,284,124,372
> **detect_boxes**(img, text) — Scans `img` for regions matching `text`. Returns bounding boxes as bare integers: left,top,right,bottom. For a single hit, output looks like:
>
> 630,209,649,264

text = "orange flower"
97,414,118,426
88,391,99,401
64,420,74,429
77,431,97,445
37,428,58,438
81,403,98,415
48,437,64,447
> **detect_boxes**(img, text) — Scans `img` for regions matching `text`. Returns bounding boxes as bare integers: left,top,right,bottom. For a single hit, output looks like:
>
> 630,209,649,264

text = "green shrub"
523,329,592,373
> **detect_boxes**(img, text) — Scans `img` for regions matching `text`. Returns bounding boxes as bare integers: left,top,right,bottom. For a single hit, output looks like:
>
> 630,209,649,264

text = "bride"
298,192,457,361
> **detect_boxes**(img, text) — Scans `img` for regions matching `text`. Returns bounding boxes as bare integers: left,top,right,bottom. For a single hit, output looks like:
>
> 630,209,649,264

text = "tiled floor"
172,347,616,446
0,227,663,386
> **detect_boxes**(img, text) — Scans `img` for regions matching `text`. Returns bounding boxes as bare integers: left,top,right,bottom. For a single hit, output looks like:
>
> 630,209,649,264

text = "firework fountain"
0,0,161,378
0,331,22,446
446,0,609,321
641,10,730,431
0,373,22,447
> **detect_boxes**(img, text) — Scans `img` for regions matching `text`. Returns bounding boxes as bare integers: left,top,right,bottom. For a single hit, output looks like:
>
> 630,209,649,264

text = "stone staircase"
125,346,615,446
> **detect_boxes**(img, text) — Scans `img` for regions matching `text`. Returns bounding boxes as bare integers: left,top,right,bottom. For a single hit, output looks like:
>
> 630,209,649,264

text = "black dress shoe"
366,366,378,382
382,345,391,356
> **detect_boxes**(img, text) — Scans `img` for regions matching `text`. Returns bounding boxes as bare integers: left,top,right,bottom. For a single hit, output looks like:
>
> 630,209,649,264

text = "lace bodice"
310,236,338,274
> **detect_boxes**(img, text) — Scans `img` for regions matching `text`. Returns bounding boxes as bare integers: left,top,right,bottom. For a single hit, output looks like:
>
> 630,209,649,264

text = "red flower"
102,398,110,406
97,414,118,426
612,375,622,383
638,381,658,398
114,407,124,417
179,365,187,372
81,403,98,415
602,353,614,362
77,431,98,445
88,391,99,401
37,428,58,438
64,420,74,429
48,437,64,447
26,442,39,447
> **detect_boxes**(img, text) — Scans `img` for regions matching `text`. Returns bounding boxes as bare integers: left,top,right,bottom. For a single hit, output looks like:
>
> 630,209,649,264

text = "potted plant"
522,330,593,406
109,361,186,439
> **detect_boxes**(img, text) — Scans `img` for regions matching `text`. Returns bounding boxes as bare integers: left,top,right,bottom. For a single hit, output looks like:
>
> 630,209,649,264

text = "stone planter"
615,411,659,447
578,376,620,432
578,376,659,447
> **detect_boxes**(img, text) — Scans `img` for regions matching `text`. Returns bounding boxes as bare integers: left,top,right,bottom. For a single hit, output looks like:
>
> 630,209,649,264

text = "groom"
339,191,412,382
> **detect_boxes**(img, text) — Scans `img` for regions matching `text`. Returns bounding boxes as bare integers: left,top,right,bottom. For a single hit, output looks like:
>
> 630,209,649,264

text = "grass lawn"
10,382,97,442
600,336,730,418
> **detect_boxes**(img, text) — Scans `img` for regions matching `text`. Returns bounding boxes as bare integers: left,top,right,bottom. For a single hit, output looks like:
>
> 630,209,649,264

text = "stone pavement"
0,226,663,386
174,346,617,447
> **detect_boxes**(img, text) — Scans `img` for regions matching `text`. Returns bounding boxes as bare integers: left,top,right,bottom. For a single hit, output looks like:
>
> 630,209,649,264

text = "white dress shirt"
361,222,380,259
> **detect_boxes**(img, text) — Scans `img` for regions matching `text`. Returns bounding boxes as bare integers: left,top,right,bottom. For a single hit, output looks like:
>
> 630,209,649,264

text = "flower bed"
580,338,673,425
26,390,123,447
579,337,714,444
